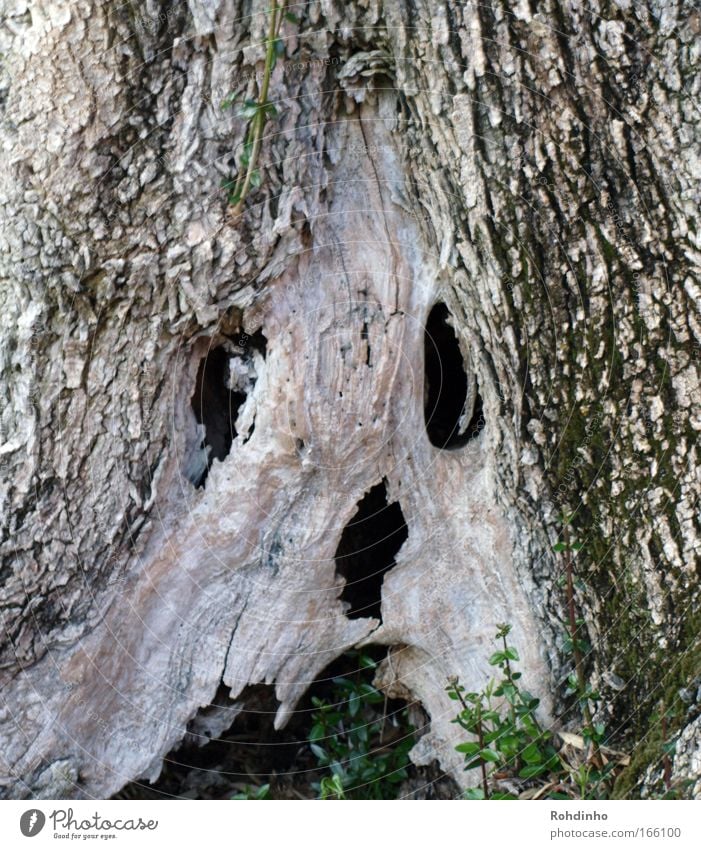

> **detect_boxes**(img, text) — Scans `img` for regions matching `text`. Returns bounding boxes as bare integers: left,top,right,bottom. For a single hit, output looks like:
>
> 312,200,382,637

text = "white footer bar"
0,800,699,849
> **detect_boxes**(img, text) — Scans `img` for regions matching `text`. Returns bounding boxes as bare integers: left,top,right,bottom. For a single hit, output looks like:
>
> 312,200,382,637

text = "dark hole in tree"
191,347,246,488
112,649,458,800
335,481,408,621
112,683,299,800
233,326,268,359
424,302,484,449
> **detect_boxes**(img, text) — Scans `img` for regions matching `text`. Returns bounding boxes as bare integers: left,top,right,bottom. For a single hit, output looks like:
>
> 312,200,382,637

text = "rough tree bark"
0,0,698,799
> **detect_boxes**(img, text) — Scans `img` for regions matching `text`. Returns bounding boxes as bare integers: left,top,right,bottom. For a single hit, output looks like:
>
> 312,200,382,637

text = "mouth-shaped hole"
112,649,459,800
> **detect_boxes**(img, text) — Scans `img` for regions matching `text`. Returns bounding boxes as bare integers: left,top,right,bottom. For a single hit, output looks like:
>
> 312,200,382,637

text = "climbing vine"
221,2,299,215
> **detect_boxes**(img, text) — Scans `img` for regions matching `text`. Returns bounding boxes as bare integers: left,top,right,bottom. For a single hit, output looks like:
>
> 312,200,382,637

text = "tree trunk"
0,0,698,799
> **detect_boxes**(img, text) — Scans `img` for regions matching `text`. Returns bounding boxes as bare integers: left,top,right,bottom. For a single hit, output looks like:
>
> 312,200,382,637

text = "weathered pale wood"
0,0,698,798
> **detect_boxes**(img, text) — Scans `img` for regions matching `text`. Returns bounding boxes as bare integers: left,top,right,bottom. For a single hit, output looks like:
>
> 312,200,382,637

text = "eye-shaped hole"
187,347,245,488
186,330,268,488
423,303,484,449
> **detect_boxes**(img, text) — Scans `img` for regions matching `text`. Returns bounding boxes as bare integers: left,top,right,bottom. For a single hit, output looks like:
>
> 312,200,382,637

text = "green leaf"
319,774,345,800
483,728,506,745
519,764,548,779
455,742,480,756
553,542,567,552
496,734,520,757
238,99,261,119
489,651,506,666
522,743,544,764
501,683,518,704
504,647,520,661
284,11,300,23
479,748,502,764
309,723,325,742
464,787,486,800
349,692,363,717
249,169,262,188
274,37,285,56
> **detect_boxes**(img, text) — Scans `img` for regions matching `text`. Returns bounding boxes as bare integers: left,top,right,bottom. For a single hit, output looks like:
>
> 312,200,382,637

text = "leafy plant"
308,651,414,800
231,783,270,800
448,624,561,800
221,2,299,214
448,623,628,800
318,774,346,800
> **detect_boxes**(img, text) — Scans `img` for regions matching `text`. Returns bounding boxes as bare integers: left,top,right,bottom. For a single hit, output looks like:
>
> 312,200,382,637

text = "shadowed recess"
112,652,456,800
424,302,484,448
335,481,408,620
191,347,246,488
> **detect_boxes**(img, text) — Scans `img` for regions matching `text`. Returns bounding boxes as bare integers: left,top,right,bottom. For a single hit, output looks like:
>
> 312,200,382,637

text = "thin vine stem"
230,2,285,216
450,680,491,800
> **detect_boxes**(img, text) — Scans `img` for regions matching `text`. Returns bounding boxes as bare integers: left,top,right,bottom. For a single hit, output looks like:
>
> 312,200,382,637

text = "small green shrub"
308,651,414,799
448,624,562,799
448,624,624,799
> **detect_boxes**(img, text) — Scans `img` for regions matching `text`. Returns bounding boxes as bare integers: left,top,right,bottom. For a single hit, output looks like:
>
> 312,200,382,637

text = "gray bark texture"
0,0,699,799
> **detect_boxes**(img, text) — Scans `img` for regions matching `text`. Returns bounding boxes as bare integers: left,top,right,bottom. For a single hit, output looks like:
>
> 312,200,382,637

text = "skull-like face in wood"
14,99,549,799
167,102,551,786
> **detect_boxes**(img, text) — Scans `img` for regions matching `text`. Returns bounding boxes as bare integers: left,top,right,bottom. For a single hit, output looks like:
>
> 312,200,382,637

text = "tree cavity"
335,481,408,621
423,303,485,449
187,330,267,488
